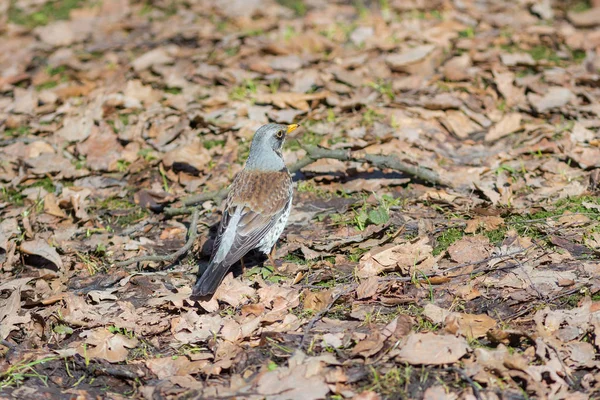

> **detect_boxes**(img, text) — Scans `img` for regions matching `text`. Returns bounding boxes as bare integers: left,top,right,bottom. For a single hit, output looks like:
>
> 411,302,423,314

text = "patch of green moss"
572,49,587,63
276,0,306,16
0,187,25,206
164,87,182,95
528,45,561,63
570,0,591,13
26,177,55,193
3,126,31,137
8,0,85,28
96,196,149,227
202,139,225,150
432,228,464,256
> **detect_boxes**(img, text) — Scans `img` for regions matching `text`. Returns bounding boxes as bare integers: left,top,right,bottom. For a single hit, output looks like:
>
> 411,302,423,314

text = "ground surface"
1,0,600,399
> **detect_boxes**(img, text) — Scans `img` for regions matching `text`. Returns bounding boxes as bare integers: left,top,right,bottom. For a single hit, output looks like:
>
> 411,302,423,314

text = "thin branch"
1,339,16,349
289,144,445,187
164,144,446,215
299,284,357,350
445,367,483,400
114,208,201,267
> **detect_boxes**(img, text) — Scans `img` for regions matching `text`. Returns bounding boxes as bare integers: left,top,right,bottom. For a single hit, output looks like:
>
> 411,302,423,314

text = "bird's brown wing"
192,169,292,297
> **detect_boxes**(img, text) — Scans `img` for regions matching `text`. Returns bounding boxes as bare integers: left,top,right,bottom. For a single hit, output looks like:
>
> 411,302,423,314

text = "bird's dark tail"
191,262,230,298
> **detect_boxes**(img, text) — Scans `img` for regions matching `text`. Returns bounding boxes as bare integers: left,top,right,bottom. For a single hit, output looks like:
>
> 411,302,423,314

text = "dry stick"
299,284,357,350
445,367,483,400
506,286,584,322
165,144,446,216
114,208,201,267
380,244,535,283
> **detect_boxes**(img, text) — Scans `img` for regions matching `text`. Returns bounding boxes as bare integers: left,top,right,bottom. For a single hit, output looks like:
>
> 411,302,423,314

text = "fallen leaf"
485,113,522,142
146,356,208,379
163,141,211,173
396,332,469,365
255,91,329,111
257,351,331,400
19,239,64,270
77,328,139,363
356,277,379,300
303,289,333,312
528,87,574,113
447,236,490,264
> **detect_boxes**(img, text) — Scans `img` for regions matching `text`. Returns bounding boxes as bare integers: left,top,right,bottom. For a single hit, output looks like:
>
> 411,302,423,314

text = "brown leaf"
162,141,211,173
146,356,208,379
445,313,497,339
0,289,31,340
386,45,437,73
43,193,67,218
447,236,490,264
76,124,124,171
396,332,469,365
484,113,522,142
358,237,433,278
132,47,174,72
423,385,458,400
356,277,379,300
19,239,64,270
256,351,332,400
352,391,381,400
303,289,333,312
352,330,385,358
77,328,139,363
568,7,600,28
255,91,329,111
528,87,574,113
213,274,255,308
464,216,505,234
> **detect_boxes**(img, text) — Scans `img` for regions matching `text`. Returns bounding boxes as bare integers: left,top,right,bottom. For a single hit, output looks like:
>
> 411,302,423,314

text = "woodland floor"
1,0,600,399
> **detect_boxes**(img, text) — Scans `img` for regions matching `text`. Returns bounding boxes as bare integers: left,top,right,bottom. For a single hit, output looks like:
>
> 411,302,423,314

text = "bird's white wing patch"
212,208,242,264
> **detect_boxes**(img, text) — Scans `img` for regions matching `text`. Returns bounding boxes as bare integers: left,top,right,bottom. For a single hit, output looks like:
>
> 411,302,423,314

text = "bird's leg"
240,257,246,273
268,246,279,272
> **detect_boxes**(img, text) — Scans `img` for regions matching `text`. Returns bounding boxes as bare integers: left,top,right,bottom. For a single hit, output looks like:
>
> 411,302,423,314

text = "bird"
191,123,298,298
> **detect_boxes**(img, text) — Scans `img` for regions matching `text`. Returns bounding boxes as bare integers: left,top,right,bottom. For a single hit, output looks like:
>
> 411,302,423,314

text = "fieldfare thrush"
191,123,298,297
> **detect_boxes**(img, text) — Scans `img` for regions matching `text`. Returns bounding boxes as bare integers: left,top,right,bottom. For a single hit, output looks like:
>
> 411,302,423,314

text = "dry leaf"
303,289,333,312
356,277,379,300
396,332,469,365
19,239,64,270
77,328,139,363
255,91,328,111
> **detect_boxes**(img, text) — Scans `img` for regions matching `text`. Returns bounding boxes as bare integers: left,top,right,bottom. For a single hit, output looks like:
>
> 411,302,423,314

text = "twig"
180,187,229,208
381,244,535,283
1,339,16,349
445,367,482,400
506,286,585,321
289,144,445,186
299,284,356,349
164,143,446,215
73,354,143,381
114,208,201,267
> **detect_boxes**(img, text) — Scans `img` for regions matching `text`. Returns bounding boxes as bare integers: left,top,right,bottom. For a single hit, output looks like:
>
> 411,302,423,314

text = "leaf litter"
1,0,600,399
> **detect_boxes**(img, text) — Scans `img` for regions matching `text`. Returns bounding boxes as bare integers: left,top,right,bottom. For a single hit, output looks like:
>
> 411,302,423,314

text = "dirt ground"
1,0,600,399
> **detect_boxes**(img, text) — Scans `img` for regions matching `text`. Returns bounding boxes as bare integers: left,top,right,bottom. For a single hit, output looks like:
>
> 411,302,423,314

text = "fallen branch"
165,144,445,215
289,144,444,186
1,339,16,349
445,367,482,400
299,284,357,350
114,208,201,268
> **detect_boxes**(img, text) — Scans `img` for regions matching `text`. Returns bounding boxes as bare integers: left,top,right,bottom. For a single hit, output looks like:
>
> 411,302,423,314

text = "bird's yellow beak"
286,124,299,134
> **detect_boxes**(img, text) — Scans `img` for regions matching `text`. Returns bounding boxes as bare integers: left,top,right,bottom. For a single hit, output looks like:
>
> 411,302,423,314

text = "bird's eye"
276,130,284,139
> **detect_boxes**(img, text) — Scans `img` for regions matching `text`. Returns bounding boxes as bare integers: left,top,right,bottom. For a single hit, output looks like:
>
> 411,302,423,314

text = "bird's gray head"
245,123,298,171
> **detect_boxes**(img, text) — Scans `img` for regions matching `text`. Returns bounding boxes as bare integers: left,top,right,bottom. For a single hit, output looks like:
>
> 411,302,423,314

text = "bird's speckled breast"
257,196,292,254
